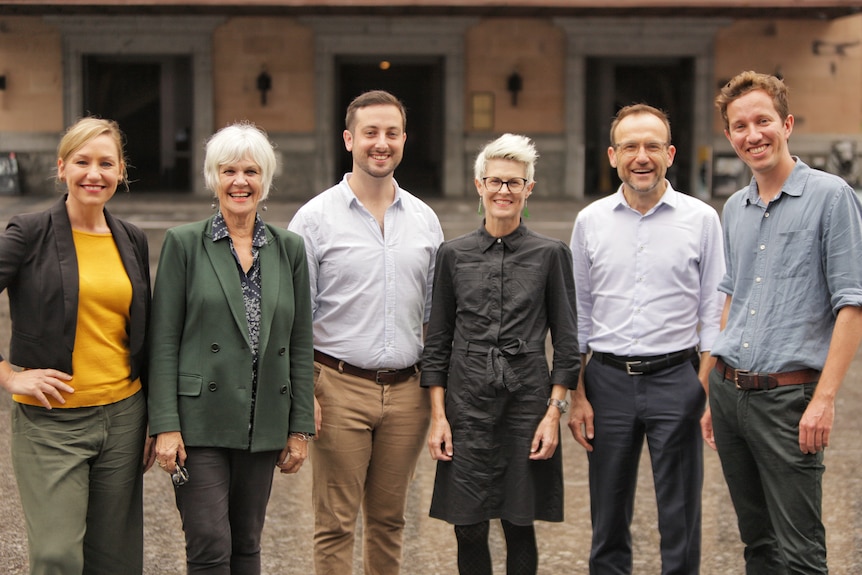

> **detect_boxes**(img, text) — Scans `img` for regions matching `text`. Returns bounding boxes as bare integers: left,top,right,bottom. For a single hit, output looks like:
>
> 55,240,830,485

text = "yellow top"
14,230,141,407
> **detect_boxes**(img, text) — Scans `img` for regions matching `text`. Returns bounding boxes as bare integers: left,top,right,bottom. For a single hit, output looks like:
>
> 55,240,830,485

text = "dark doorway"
584,58,695,196
336,58,444,197
83,55,193,191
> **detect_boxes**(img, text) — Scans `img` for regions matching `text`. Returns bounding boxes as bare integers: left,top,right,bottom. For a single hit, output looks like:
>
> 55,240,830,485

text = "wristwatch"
547,398,569,414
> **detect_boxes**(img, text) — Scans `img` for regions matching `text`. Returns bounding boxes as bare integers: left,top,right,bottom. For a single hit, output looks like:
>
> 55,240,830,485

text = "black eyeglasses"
172,464,189,487
482,177,528,193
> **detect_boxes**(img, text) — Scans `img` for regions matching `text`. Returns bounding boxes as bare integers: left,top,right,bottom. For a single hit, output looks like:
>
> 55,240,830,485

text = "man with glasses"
289,90,443,575
568,104,725,574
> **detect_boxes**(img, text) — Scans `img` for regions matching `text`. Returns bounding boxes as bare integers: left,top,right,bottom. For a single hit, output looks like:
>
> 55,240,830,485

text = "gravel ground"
0,193,860,574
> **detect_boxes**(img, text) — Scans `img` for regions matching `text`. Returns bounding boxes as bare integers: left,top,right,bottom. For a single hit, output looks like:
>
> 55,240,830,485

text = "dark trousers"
173,446,279,575
709,368,826,575
585,358,704,575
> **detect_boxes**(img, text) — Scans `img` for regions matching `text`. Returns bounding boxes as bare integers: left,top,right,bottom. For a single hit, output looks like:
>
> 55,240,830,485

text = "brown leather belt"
715,358,820,391
314,350,418,385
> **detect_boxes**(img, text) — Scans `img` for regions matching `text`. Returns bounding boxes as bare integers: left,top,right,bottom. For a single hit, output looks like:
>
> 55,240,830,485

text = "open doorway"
83,55,193,192
335,57,444,198
585,57,695,197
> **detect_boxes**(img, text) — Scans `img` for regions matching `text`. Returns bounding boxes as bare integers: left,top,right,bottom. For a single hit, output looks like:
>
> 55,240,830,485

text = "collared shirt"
570,182,725,356
421,223,581,389
211,211,267,362
288,173,443,370
711,159,862,373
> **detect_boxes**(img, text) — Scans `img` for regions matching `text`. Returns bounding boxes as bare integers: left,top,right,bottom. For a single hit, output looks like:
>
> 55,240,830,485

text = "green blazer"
147,216,314,452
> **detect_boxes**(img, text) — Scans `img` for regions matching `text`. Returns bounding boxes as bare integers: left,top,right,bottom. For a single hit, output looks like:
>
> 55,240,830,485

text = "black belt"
314,350,418,385
591,348,697,375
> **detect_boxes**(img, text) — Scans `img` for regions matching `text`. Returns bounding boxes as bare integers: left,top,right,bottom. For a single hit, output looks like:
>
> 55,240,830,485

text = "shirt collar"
742,156,806,207
476,222,528,253
340,172,404,211
611,180,676,215
211,210,267,247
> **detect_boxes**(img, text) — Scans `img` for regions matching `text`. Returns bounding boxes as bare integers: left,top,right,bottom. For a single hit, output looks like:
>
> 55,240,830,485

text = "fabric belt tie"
458,339,545,393
591,347,697,376
714,358,820,391
313,350,418,385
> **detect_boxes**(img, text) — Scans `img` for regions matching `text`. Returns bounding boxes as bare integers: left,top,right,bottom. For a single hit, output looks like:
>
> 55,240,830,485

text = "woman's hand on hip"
0,363,73,409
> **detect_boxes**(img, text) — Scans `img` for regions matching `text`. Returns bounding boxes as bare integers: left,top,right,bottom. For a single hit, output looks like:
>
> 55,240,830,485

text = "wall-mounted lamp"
507,71,522,107
0,75,6,91
256,69,272,106
812,39,860,56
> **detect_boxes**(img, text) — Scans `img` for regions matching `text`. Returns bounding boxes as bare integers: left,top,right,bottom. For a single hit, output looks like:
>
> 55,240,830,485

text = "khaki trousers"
311,363,430,575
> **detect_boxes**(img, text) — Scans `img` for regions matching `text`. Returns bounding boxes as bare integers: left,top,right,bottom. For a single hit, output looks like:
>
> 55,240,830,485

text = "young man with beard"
569,104,725,574
288,90,443,575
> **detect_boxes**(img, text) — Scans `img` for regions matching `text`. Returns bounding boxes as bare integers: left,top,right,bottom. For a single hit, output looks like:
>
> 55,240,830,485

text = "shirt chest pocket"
773,229,816,279
454,270,487,309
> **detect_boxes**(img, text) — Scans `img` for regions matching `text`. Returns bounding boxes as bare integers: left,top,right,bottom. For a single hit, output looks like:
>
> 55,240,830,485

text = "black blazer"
0,195,151,388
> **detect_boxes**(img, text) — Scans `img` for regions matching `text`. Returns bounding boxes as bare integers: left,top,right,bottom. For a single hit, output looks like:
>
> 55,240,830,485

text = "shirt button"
760,245,766,250
743,342,750,349
750,309,756,315
764,212,770,218
497,238,502,244
755,277,762,283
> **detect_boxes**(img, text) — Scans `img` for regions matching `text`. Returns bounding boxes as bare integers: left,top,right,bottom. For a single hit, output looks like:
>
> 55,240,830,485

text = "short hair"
715,71,790,132
344,90,407,132
204,122,277,201
609,104,672,147
57,117,129,192
473,133,539,183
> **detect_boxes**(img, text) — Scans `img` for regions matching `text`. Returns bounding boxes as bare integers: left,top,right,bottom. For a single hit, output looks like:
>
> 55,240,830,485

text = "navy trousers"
584,357,705,575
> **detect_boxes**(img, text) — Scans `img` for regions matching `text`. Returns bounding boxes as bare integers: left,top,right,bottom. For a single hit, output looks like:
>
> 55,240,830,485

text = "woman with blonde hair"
0,117,152,574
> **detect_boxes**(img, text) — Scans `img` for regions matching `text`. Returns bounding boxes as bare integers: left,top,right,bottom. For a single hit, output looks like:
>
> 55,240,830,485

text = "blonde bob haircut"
473,133,539,183
57,117,129,193
204,122,277,201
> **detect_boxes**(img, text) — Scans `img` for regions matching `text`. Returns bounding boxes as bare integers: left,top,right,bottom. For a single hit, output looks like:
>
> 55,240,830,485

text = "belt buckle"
625,361,644,376
375,369,397,384
733,369,750,390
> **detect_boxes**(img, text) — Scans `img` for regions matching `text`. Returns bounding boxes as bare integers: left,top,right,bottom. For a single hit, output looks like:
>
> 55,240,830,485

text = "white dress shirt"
570,183,725,357
288,174,443,370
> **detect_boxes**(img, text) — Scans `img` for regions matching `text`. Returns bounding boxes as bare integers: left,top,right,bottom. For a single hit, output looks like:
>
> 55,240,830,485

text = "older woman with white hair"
148,122,315,574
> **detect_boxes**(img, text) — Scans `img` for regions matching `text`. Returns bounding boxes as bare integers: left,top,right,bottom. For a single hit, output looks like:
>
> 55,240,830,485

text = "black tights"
454,520,537,575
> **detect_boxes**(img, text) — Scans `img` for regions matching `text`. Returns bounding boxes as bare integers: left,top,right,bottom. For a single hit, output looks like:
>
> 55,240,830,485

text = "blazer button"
280,385,288,394
278,347,286,356
208,382,218,392
210,343,220,352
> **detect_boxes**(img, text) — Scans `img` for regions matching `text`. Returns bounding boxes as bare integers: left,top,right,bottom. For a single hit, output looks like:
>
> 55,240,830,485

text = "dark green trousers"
709,368,826,575
11,391,147,575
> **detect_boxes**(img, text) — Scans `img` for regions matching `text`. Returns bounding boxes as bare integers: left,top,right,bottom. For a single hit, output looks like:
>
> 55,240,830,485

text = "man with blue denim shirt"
704,71,862,575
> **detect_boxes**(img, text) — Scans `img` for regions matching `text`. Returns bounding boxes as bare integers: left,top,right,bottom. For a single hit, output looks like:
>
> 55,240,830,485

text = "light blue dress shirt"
570,183,725,357
711,159,862,373
288,174,443,370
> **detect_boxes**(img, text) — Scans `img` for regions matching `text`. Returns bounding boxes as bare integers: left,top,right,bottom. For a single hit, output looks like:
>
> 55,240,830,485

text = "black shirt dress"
421,223,580,526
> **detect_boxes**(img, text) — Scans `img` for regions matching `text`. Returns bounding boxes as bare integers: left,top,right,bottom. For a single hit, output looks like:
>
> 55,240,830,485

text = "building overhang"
1,0,860,19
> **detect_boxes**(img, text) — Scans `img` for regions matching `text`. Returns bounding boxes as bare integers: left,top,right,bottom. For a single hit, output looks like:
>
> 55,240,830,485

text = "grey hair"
473,133,538,182
204,122,277,200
